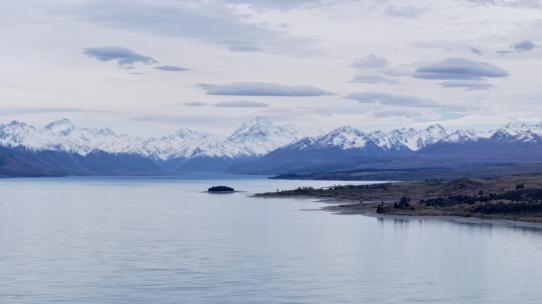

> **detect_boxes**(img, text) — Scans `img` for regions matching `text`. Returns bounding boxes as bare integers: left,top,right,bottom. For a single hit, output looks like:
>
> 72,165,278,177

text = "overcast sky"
1,0,541,136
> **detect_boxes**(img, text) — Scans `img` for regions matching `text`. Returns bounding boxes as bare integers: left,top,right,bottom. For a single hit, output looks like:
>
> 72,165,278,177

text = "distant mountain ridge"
231,122,542,174
1,118,542,177
0,117,300,162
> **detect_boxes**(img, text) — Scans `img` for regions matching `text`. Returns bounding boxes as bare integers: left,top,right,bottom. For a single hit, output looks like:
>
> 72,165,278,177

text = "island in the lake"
256,174,542,223
208,186,235,193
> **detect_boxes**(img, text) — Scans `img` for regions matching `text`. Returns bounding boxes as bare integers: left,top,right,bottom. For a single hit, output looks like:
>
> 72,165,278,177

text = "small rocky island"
208,186,235,193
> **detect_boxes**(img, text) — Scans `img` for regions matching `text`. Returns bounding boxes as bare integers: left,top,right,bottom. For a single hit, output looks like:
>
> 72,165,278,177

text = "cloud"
351,54,389,69
512,40,538,51
470,47,483,55
199,82,334,96
228,45,262,52
466,0,542,8
385,6,425,18
213,100,269,108
0,107,108,116
498,40,539,54
440,80,493,90
155,65,189,72
225,0,328,10
70,0,314,55
221,40,262,52
345,92,463,110
414,57,509,80
350,74,399,84
82,46,158,69
181,102,208,107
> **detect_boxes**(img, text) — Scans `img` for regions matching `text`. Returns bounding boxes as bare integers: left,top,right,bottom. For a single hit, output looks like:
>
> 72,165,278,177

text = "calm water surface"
1,176,542,303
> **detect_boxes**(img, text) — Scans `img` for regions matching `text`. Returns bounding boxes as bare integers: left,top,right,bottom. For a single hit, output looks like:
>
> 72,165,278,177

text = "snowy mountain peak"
45,118,75,134
500,122,529,136
317,126,367,149
424,123,447,136
172,128,209,139
230,117,297,141
443,129,486,143
230,117,276,139
4,120,34,130
329,125,364,135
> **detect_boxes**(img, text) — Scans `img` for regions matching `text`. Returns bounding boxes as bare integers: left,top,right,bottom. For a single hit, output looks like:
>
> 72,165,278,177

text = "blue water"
1,176,542,303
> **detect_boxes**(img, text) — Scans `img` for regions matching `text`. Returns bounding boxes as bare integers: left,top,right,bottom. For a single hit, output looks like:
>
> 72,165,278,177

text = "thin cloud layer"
0,107,96,116
213,100,269,108
82,46,158,69
414,58,509,80
181,102,208,107
345,92,440,108
351,54,389,69
70,0,315,55
351,74,398,84
384,6,425,18
155,65,189,72
199,82,334,96
441,80,493,90
225,0,328,10
467,0,542,8
512,40,538,51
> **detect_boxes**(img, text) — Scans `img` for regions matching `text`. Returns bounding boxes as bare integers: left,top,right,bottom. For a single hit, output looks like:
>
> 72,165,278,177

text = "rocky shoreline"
256,174,542,224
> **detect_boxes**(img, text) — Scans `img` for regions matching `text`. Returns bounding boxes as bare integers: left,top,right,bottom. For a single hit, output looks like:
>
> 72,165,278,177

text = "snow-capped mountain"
279,124,451,153
184,117,300,159
2,117,542,176
231,121,542,174
0,117,301,162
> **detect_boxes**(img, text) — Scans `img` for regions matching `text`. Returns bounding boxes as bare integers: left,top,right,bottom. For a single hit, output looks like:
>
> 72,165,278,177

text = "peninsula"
256,174,542,223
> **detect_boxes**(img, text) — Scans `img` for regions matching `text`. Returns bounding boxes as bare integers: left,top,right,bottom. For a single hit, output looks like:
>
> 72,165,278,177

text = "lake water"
1,176,542,303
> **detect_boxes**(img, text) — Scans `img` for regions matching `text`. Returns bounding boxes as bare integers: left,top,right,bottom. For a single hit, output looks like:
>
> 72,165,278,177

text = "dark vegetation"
256,174,542,223
271,163,542,181
208,186,235,192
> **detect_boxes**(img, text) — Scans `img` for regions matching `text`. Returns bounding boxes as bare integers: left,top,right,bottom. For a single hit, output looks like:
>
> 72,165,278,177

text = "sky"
0,0,541,136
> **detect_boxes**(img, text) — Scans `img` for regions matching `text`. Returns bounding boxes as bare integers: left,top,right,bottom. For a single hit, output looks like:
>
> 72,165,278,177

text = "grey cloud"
467,0,542,8
440,80,493,90
199,82,334,96
0,107,107,116
181,102,208,107
155,65,189,72
220,40,263,52
225,0,328,10
130,113,245,125
471,47,483,55
382,64,417,77
345,92,464,110
351,54,389,69
82,46,158,69
351,74,399,84
512,40,538,51
345,92,438,108
70,0,314,55
385,6,425,18
228,45,262,52
414,57,509,80
213,100,269,108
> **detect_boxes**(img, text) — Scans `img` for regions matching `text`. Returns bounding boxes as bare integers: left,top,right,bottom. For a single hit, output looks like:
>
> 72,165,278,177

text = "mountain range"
0,117,541,177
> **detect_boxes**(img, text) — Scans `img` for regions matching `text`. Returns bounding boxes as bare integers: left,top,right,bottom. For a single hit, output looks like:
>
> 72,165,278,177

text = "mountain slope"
0,117,302,175
2,118,542,177
231,122,542,174
0,146,162,177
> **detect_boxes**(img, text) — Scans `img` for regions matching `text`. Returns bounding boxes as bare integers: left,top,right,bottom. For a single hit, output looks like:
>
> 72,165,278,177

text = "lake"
1,176,542,303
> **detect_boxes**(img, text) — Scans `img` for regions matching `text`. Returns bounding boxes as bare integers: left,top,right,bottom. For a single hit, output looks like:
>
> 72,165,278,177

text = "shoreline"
257,195,542,229
254,174,542,228
318,199,542,230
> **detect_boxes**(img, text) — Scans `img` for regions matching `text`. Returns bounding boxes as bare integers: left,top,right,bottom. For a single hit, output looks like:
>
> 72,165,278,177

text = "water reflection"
1,177,542,304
